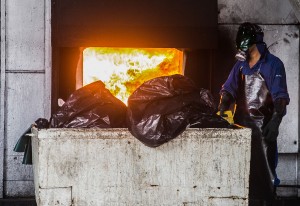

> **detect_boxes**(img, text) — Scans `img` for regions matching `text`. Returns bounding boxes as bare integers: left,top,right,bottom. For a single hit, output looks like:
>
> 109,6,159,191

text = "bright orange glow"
83,47,184,104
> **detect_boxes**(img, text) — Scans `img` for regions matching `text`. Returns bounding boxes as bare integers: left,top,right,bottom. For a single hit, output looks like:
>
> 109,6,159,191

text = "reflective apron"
234,64,277,201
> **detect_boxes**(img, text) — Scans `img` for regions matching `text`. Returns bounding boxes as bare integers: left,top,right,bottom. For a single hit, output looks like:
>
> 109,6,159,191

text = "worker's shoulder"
265,52,284,67
266,53,283,64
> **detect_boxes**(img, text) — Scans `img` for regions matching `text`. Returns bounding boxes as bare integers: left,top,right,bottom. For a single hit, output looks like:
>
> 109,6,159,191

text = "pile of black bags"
50,74,229,147
126,74,229,147
14,74,230,164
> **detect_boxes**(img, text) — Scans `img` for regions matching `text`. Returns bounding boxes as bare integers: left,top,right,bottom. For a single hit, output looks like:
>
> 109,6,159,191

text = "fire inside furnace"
83,48,184,104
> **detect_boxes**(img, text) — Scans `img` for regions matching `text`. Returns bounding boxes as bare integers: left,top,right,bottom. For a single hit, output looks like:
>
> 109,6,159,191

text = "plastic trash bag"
127,74,230,147
50,81,127,128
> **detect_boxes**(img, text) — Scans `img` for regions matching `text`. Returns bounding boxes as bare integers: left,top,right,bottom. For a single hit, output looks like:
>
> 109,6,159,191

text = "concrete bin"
31,128,251,206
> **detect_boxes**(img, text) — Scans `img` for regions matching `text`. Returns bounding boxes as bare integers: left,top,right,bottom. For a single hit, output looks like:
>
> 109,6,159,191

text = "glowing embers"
83,47,184,104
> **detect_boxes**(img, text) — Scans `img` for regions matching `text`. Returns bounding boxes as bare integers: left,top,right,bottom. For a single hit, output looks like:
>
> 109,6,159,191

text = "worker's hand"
218,108,226,117
217,110,234,125
218,92,234,112
218,92,235,124
262,112,282,143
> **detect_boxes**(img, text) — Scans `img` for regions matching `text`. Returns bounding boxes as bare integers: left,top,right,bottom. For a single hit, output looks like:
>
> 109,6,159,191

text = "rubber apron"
234,64,277,201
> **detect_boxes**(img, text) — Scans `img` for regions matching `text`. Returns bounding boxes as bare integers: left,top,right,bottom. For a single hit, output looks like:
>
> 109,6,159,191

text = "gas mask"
235,22,264,61
235,38,251,61
235,49,249,62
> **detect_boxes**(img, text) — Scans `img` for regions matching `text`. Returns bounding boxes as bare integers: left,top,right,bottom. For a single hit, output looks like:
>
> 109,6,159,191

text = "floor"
0,198,300,206
0,198,36,206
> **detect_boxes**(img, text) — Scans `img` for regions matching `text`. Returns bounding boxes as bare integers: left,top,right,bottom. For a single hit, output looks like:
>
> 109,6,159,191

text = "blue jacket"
220,45,290,104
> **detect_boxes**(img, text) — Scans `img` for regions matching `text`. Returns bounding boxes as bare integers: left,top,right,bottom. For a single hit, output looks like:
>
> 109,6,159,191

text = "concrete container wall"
0,0,299,198
32,128,251,206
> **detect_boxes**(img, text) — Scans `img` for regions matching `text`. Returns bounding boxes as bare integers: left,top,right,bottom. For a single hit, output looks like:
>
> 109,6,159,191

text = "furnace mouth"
77,47,184,104
52,0,217,112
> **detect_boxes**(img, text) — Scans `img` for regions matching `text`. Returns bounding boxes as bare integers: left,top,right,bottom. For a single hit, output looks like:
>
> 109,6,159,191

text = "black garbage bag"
14,118,49,164
50,81,127,128
127,74,230,147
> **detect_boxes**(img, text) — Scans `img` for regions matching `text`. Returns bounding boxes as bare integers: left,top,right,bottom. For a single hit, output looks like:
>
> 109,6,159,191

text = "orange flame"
83,47,183,104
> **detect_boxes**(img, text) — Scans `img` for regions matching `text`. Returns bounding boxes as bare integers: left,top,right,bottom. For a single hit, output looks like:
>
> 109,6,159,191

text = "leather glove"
262,98,287,143
217,92,235,124
262,112,282,142
218,91,235,116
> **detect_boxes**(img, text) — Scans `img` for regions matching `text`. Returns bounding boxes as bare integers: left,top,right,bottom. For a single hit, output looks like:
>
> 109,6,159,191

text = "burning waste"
83,47,183,104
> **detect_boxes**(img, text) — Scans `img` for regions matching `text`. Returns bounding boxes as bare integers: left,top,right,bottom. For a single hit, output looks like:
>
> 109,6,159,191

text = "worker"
218,22,289,205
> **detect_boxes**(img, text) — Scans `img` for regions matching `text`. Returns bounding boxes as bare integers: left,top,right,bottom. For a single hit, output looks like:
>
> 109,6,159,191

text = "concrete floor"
0,198,299,206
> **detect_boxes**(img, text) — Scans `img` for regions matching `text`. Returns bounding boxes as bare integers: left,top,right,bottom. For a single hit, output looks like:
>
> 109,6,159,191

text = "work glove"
262,112,282,142
217,91,235,124
262,98,287,143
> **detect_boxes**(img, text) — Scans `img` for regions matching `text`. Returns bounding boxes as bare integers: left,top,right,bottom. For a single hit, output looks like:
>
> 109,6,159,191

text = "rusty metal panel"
5,73,45,156
218,0,298,24
6,0,45,71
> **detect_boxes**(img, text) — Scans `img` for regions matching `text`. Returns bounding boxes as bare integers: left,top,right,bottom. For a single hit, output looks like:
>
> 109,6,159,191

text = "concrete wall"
0,0,299,198
0,0,51,197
